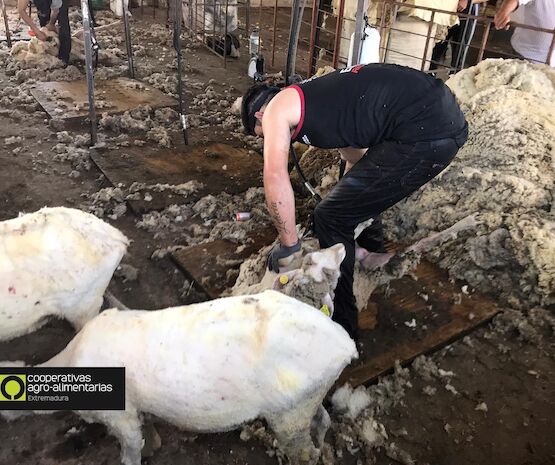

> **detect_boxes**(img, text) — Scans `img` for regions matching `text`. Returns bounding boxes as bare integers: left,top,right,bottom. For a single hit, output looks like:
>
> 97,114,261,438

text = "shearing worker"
18,0,71,64
241,63,468,340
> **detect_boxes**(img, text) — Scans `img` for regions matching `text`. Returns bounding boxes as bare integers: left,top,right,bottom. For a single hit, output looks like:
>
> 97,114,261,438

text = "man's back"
290,63,467,149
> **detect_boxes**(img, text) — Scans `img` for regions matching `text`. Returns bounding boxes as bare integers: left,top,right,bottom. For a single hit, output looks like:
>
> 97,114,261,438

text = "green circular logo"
1,375,26,400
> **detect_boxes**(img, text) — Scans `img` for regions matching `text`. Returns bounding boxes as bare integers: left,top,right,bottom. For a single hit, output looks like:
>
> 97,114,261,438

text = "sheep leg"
357,213,479,270
79,409,143,465
407,213,480,254
104,291,130,311
266,400,321,465
141,420,162,457
310,404,331,451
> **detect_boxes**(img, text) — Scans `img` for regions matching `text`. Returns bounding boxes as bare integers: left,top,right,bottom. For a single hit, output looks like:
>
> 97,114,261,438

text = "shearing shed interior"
0,0,554,464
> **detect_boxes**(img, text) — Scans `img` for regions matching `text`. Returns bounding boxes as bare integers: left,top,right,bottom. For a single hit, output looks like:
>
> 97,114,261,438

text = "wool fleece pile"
384,59,555,309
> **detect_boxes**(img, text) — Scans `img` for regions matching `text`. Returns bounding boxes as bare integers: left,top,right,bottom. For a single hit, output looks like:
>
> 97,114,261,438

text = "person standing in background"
431,0,482,72
17,0,71,64
494,0,555,66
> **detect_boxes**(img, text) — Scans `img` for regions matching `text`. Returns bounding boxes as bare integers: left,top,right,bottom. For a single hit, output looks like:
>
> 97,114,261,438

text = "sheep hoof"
141,422,161,457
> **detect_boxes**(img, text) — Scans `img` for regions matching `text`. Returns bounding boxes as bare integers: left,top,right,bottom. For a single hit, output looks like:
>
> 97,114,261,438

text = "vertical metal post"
256,0,262,55
202,0,206,39
223,0,228,67
332,0,345,68
245,0,250,39
271,0,278,66
1,0,11,48
82,0,97,145
212,0,216,51
194,0,199,35
383,2,399,62
286,0,306,82
420,10,434,71
122,0,135,78
457,4,479,71
349,0,368,66
174,0,189,144
546,29,555,66
453,9,471,71
378,0,386,61
307,0,318,75
477,20,490,63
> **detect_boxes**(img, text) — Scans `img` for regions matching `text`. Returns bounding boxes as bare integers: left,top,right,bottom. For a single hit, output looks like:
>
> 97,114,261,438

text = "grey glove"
267,240,302,272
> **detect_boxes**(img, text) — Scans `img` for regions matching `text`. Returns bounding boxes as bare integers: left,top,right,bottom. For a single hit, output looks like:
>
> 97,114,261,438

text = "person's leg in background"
33,0,51,27
312,138,462,340
451,1,480,70
431,25,457,70
87,0,96,26
56,0,71,63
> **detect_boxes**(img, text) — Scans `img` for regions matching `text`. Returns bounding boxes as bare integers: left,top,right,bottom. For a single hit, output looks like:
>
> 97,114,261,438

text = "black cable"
289,143,321,202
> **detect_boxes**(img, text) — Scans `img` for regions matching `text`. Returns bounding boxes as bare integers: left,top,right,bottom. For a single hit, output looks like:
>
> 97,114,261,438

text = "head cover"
241,84,280,136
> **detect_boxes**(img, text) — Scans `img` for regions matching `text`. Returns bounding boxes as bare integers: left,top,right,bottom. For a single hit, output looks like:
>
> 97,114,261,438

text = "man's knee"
312,202,325,227
313,200,337,229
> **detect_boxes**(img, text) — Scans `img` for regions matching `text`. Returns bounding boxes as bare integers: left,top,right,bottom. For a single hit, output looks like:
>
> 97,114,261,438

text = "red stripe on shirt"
288,85,305,141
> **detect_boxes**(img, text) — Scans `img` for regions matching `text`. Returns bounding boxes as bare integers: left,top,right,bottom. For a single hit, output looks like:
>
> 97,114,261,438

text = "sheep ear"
272,269,301,290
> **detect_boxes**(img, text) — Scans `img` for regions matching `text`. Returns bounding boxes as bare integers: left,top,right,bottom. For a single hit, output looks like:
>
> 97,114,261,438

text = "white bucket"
110,0,129,17
348,25,380,67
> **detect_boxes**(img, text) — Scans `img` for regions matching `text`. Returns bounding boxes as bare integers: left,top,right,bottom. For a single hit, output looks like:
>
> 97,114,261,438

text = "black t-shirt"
290,63,467,149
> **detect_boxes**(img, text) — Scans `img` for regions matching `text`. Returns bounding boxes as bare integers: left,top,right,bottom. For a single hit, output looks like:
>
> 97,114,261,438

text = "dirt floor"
0,5,554,465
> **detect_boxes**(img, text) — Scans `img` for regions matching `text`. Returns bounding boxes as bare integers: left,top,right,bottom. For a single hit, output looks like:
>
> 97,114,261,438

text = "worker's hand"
46,23,58,33
494,10,511,29
267,240,302,272
35,30,47,41
457,0,468,12
494,0,518,30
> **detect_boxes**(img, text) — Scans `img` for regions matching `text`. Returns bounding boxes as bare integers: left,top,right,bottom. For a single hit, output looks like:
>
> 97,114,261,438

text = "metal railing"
376,1,554,73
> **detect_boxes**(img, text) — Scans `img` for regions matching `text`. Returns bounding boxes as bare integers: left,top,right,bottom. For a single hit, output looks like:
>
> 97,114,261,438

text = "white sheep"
233,214,480,313
231,242,345,316
2,290,357,465
0,207,129,341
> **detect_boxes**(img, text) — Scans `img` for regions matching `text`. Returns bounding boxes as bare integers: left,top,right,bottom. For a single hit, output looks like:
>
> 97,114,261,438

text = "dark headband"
246,86,280,135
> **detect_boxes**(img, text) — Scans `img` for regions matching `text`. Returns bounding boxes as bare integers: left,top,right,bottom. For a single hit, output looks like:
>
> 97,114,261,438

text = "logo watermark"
0,368,125,410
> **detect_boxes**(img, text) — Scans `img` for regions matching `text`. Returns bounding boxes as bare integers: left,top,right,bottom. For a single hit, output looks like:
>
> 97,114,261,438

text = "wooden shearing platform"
340,260,499,387
91,142,264,212
171,228,499,388
172,228,275,298
30,77,177,122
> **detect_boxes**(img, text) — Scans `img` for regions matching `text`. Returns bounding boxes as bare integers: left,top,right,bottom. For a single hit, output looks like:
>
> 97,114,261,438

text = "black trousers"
312,130,468,339
34,0,71,63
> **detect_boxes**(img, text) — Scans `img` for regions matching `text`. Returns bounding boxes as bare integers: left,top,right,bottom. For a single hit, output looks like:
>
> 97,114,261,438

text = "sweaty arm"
262,96,299,247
